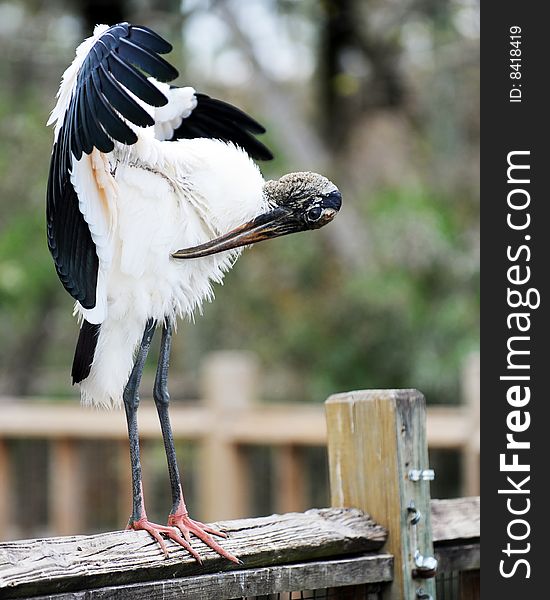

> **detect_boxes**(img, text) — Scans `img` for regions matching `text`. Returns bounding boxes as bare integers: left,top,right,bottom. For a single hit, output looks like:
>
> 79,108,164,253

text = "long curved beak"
172,207,297,259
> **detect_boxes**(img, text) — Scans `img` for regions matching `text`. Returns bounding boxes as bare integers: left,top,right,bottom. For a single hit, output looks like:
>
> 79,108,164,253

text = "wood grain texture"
435,543,480,572
27,554,393,600
0,508,386,599
431,497,479,542
326,389,436,600
0,499,479,599
432,496,480,572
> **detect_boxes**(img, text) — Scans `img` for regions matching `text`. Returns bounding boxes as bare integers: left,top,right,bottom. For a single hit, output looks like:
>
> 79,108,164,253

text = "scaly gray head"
263,172,341,229
172,171,342,258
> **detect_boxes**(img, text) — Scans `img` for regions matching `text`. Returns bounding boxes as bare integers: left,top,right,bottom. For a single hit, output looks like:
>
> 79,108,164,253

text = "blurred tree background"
0,0,478,530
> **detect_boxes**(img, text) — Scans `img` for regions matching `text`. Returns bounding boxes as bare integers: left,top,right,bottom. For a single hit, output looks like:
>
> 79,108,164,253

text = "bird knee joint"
123,391,140,412
154,388,170,406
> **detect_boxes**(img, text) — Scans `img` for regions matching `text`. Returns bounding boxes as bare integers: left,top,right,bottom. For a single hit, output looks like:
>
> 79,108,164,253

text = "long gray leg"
123,318,155,522
153,321,241,564
152,321,183,513
123,319,202,561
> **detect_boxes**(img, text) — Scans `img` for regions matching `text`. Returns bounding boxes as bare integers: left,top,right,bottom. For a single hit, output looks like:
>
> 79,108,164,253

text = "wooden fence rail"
0,352,479,542
0,385,480,599
0,498,479,600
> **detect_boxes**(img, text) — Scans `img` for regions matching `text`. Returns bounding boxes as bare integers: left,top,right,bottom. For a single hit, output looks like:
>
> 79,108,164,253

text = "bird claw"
167,513,241,565
128,517,203,563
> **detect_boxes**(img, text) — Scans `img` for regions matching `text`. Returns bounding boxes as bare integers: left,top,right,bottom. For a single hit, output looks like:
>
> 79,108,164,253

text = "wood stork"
47,22,341,563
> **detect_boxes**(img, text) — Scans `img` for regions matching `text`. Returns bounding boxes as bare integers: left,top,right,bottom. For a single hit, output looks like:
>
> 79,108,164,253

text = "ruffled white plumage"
47,25,269,408
153,84,198,140
70,150,117,324
77,136,267,408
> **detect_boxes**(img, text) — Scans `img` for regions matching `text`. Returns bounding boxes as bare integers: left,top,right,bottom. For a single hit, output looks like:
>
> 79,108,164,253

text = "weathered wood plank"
0,499,480,598
432,496,480,572
0,399,471,449
0,508,386,599
0,401,326,445
435,542,480,572
27,554,393,600
431,497,480,542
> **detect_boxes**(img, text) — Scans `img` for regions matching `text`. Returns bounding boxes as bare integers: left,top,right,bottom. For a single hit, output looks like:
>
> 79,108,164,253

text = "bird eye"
307,206,322,222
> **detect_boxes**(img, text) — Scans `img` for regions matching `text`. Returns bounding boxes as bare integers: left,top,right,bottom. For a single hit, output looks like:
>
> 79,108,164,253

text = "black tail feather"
71,320,100,384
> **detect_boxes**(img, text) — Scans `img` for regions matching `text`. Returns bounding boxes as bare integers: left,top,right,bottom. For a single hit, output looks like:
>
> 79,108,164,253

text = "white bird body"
74,137,267,408
46,22,341,561
46,24,271,407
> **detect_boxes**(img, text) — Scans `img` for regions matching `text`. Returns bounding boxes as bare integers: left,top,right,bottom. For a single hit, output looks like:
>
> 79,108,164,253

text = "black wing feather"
46,23,178,307
191,111,271,160
169,92,273,161
90,72,137,144
83,84,115,153
118,37,179,82
72,320,101,384
69,93,85,159
77,87,94,155
47,137,99,308
106,53,168,107
130,25,173,54
95,65,155,128
195,94,266,134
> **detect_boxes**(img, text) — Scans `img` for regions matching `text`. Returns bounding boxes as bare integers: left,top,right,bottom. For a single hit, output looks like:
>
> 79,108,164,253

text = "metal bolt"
413,550,438,579
408,501,422,525
408,469,435,482
409,500,438,580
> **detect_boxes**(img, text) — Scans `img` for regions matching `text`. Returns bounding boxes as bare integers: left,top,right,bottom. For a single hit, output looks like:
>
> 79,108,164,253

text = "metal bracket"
408,501,438,580
413,550,438,579
408,468,435,482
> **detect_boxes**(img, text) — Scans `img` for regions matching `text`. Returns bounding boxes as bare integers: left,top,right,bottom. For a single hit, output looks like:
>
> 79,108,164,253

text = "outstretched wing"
153,86,274,161
46,23,178,318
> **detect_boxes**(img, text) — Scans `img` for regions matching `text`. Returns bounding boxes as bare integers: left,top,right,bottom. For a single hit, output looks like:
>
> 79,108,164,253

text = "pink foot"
128,517,203,563
168,510,242,565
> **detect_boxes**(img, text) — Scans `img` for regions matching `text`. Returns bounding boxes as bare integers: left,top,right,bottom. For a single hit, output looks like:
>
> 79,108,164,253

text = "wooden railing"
0,351,479,541
0,388,480,600
0,498,480,599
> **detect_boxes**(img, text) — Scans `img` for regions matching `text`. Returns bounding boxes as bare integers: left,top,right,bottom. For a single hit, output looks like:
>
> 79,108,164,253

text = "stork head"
172,172,341,258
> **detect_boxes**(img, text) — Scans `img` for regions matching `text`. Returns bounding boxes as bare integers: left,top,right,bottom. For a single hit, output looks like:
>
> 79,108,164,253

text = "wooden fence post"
274,445,306,514
49,439,83,535
462,352,480,496
198,351,257,521
326,389,436,600
0,439,14,541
